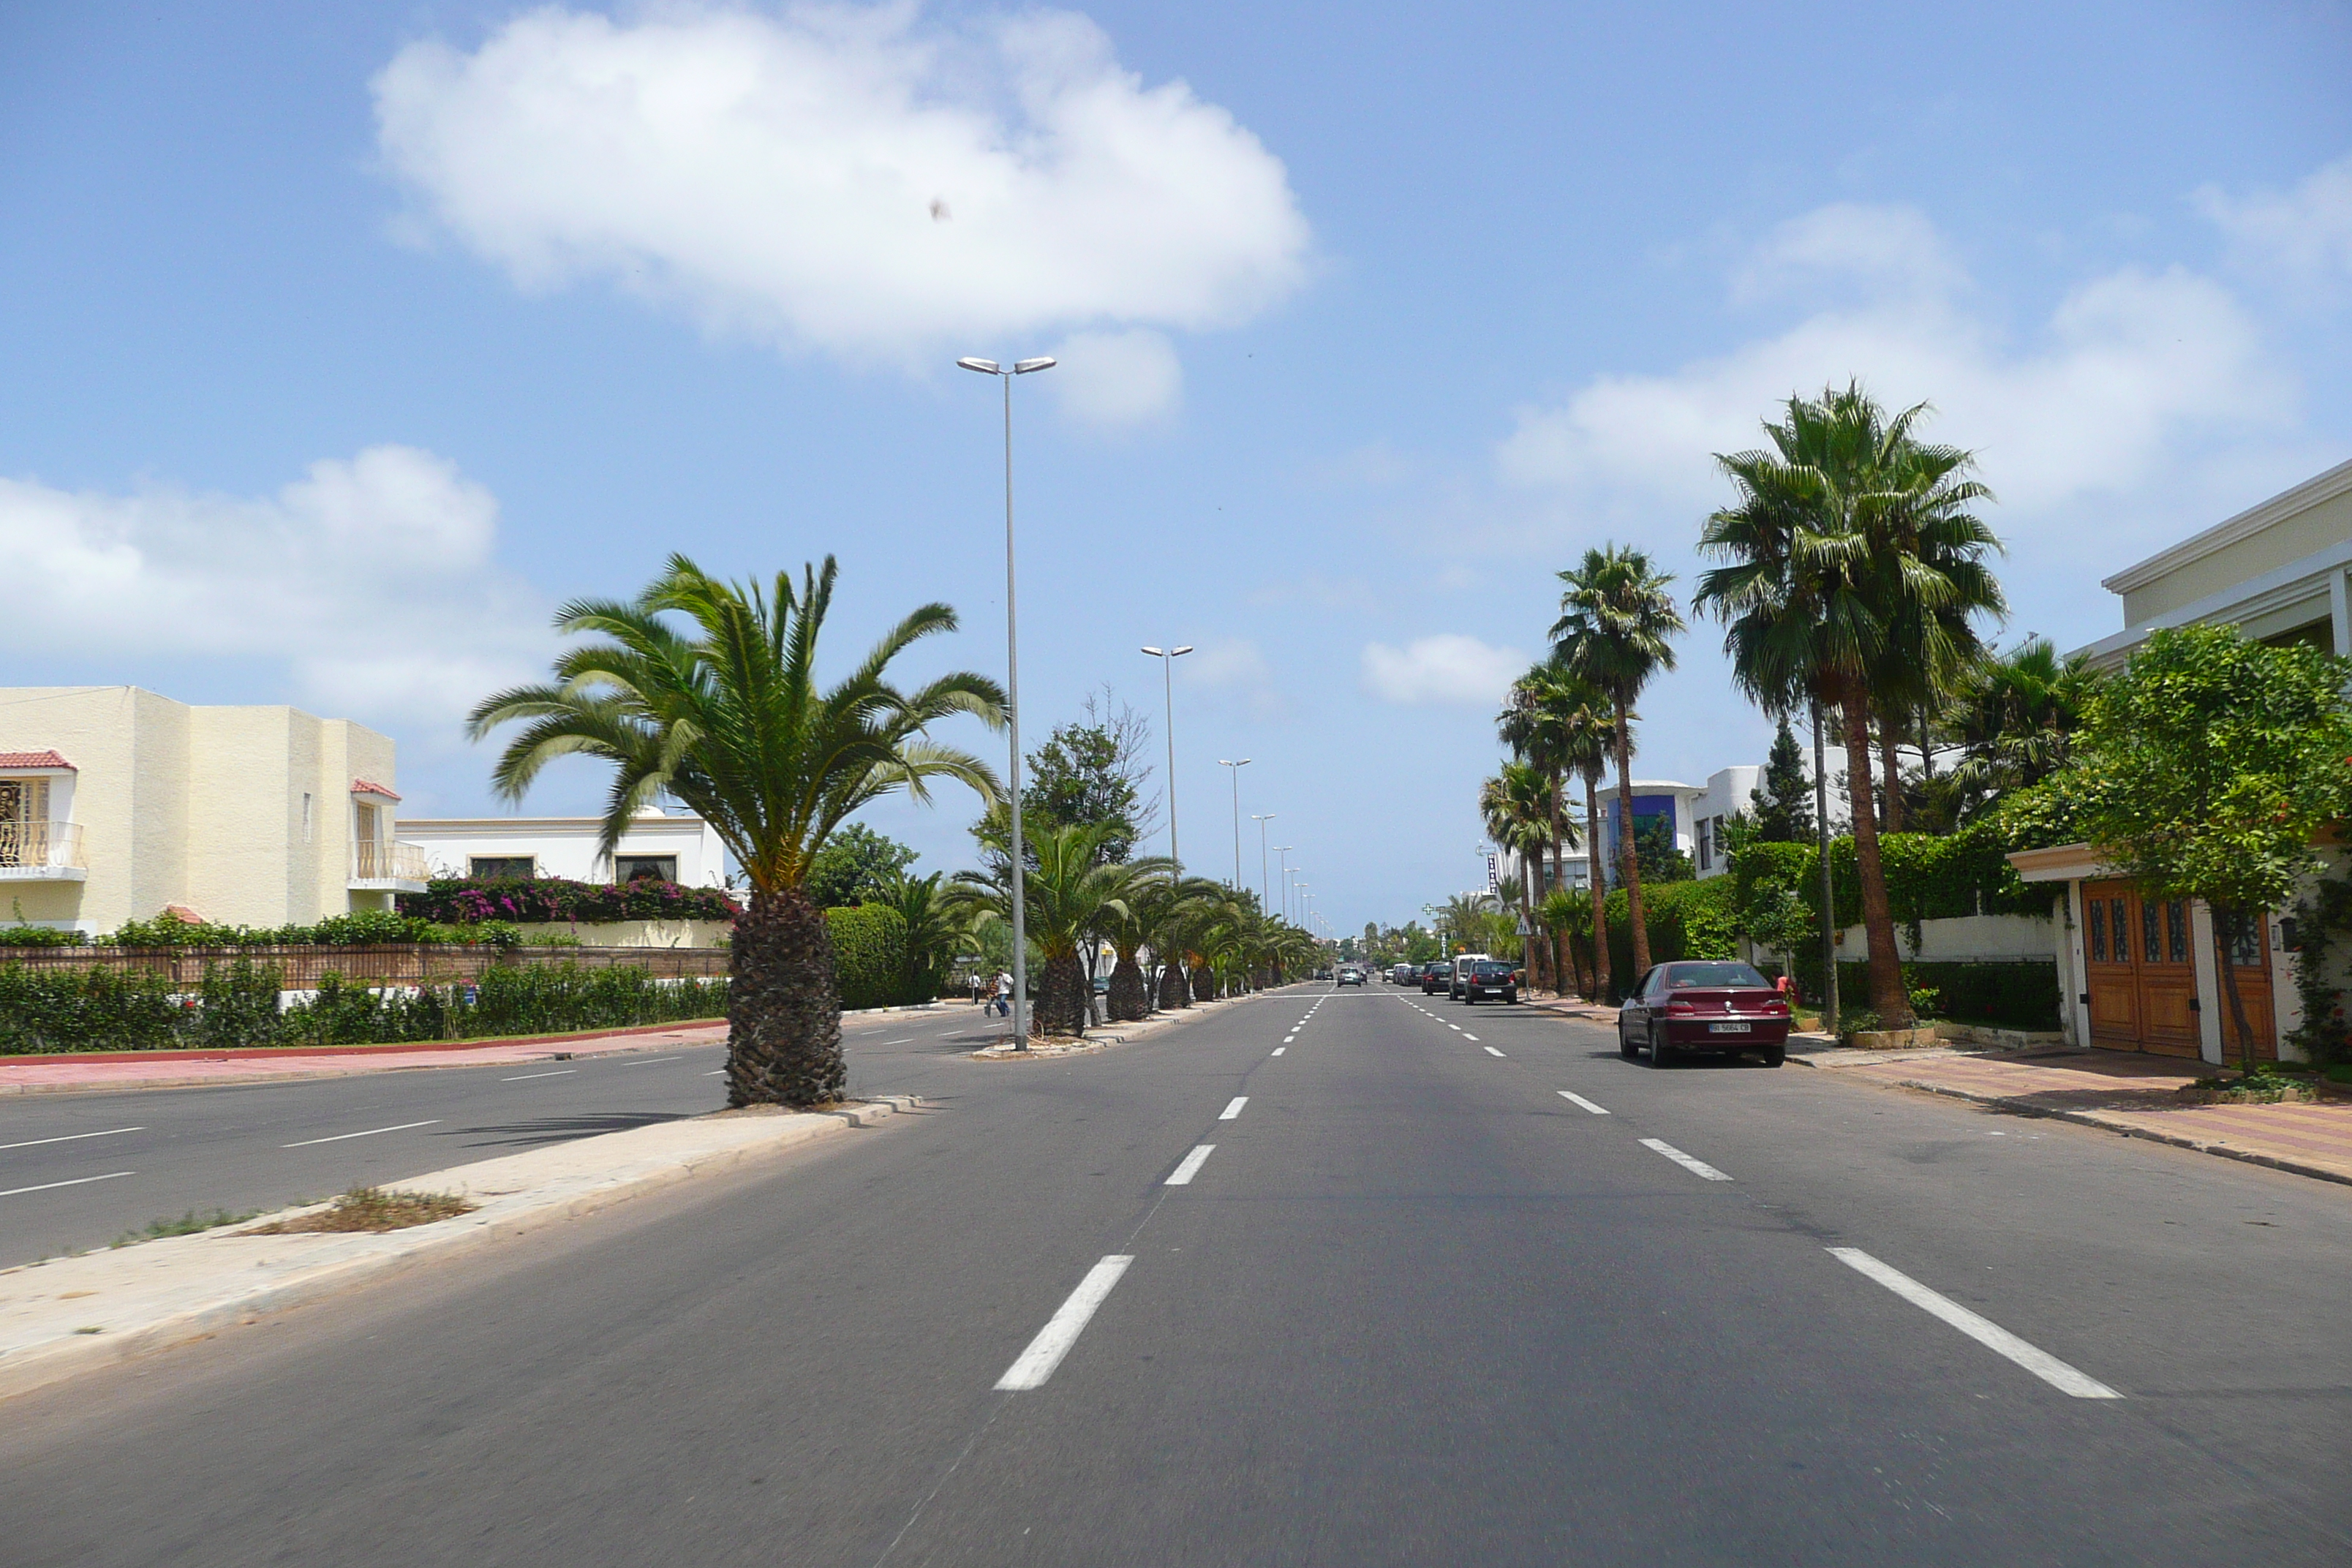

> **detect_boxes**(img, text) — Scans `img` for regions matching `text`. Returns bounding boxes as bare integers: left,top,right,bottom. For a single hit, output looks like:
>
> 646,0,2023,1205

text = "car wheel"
1650,1023,1675,1068
1761,1045,1785,1068
1504,990,1518,1004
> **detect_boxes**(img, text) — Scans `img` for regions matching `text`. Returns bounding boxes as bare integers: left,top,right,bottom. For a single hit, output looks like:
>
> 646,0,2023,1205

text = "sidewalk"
1798,1044,2352,1187
0,1095,918,1403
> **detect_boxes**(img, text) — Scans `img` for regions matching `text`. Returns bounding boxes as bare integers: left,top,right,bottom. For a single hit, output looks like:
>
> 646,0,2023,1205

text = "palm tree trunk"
1037,951,1088,1037
1550,771,1572,998
1156,953,1190,1010
724,887,844,1107
1612,697,1651,976
1879,722,1904,833
1107,947,1150,1021
1840,683,1912,1028
1191,960,1216,1002
1584,771,1610,1001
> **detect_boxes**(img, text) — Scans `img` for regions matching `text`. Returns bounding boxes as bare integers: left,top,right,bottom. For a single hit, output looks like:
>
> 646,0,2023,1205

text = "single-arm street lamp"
1218,758,1251,891
1139,644,1193,868
958,353,1055,1049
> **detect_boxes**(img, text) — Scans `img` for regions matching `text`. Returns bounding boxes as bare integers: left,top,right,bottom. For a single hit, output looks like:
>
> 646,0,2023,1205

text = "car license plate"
1707,1021,1752,1034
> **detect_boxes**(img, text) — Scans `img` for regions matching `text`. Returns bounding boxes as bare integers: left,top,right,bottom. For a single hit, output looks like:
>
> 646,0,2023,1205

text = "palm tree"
870,868,964,1004
950,822,1167,1037
1693,383,2004,1028
471,555,1001,1107
1480,761,1555,987
1943,636,2095,813
1499,663,1600,997
1553,546,1686,977
1098,870,1215,1020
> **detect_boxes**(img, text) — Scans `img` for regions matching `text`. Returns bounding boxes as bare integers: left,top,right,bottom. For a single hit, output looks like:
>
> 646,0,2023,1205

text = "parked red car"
1615,961,1793,1068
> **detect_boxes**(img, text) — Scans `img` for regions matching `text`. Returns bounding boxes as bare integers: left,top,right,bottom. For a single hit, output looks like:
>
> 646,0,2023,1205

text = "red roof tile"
350,778,402,801
0,751,72,770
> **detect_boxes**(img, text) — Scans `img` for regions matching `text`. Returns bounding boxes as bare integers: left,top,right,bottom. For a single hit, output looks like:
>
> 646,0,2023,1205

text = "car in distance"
1460,958,1519,1004
1390,962,1417,986
1616,960,1793,1067
1420,960,1451,994
1447,952,1493,1000
1337,967,1366,987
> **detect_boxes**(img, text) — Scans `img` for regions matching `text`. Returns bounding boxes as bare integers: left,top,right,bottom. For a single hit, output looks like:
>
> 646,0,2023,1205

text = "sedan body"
1616,961,1793,1067
1420,962,1450,994
1460,959,1518,1004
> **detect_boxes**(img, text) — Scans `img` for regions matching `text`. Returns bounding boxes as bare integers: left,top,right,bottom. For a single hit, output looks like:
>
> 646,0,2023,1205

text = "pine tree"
1749,717,1814,843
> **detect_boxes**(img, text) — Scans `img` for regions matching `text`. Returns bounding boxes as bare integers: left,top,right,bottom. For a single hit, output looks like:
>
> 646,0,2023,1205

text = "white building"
396,811,728,889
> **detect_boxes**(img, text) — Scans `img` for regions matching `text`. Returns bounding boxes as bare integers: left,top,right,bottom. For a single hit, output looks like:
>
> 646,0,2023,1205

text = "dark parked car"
1420,961,1450,994
1460,959,1519,1005
1616,961,1793,1067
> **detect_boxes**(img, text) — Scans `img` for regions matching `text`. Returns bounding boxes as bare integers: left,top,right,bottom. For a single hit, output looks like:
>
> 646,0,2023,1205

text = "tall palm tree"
1098,870,1215,1020
1480,761,1555,987
1693,384,2003,1028
1499,663,1599,997
472,555,1001,1107
1942,636,2095,813
870,868,964,1005
1552,545,1686,977
950,822,1166,1037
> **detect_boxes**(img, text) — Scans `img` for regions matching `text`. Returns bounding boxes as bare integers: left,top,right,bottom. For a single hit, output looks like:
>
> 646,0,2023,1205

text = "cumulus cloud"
1498,203,2291,529
1046,328,1183,426
2198,152,2352,306
373,2,1310,403
1360,635,1525,708
0,447,551,726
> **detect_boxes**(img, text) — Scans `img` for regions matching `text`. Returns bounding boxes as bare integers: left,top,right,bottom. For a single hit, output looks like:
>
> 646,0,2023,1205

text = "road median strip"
0,1093,918,1405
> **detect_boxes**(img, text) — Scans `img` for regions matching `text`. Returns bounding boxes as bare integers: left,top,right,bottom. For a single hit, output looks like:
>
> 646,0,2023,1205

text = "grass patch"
250,1186,475,1235
112,1207,263,1248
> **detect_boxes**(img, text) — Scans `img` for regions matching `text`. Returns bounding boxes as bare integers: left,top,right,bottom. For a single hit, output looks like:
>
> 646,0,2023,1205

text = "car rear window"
1475,962,1515,977
1661,962,1771,989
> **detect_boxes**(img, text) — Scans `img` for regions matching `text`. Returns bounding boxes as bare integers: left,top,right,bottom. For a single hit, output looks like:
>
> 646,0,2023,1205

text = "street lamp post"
1273,847,1293,921
1251,814,1275,911
957,353,1056,1049
1139,644,1193,869
1218,758,1251,891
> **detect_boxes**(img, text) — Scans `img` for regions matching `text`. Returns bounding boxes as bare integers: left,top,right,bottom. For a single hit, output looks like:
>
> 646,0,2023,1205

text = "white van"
1448,952,1492,1001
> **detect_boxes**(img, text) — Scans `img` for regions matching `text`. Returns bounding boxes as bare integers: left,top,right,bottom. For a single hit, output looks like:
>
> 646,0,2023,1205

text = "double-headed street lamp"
1251,814,1275,911
1272,848,1292,920
1139,644,1193,867
1218,758,1251,891
957,353,1055,1049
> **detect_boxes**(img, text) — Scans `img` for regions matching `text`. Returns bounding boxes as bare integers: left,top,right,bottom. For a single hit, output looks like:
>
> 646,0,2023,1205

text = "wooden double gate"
2081,878,2274,1060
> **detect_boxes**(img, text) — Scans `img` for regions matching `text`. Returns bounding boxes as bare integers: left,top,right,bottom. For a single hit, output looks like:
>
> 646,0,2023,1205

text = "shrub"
826,904,910,1011
0,924,83,948
1602,878,1739,994
1815,958,2059,1030
98,911,521,949
0,965,185,1053
399,877,738,927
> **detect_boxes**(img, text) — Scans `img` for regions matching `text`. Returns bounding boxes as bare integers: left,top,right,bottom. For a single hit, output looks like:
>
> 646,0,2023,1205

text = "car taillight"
1664,999,1698,1016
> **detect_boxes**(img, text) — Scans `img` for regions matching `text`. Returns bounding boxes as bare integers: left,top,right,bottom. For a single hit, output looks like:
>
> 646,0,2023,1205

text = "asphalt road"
0,1004,1004,1267
4,981,2348,1565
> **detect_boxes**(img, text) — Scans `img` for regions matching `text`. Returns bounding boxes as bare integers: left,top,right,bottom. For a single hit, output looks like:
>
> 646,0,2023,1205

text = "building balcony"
0,821,88,881
350,839,431,894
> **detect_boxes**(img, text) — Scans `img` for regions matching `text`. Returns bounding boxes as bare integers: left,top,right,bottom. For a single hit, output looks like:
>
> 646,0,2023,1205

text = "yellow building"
0,687,426,937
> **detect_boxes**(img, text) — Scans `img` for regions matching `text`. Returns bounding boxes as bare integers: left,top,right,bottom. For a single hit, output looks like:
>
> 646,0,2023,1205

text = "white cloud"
1498,203,2290,529
0,447,551,727
373,4,1310,377
1046,328,1182,426
1360,635,1524,708
2198,152,2352,306
1181,638,1271,687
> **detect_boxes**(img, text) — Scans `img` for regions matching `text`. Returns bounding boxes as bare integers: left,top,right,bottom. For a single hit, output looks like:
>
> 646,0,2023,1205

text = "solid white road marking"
1558,1090,1610,1115
1165,1145,1216,1185
994,1255,1135,1391
282,1119,440,1149
1219,1096,1248,1120
1,1171,134,1198
500,1069,578,1082
1640,1137,1733,1182
1482,1046,1506,1058
1270,1047,1285,1056
0,1126,143,1152
1826,1248,2122,1399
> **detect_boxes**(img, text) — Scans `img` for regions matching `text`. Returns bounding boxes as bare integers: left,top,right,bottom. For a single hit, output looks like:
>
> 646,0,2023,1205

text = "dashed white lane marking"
1482,1046,1506,1058
1,1171,134,1198
1827,1247,2122,1399
1558,1090,1610,1115
1462,1033,1480,1041
705,1069,727,1076
1165,1145,1216,1186
1219,1096,1248,1120
1270,1047,1285,1056
1639,1137,1733,1182
501,1069,578,1082
614,1055,683,1066
884,1037,916,1044
994,1255,1135,1391
0,1126,143,1152
282,1118,440,1149
1447,1024,1463,1032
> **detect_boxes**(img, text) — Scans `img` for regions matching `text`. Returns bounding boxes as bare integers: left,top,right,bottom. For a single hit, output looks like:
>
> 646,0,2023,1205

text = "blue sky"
5,1,2351,934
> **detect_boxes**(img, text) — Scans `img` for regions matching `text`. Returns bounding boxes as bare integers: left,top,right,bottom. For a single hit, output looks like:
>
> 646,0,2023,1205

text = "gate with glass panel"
2081,878,2273,1058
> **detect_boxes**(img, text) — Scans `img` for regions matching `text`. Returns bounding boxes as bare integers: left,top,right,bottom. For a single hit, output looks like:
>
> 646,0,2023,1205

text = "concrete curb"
0,1095,919,1404
0,1028,724,1098
968,991,1270,1060
1870,1077,2352,1191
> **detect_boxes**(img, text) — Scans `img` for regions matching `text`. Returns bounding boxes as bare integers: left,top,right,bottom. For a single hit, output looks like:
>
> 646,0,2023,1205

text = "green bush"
400,878,738,927
1817,959,2059,1030
0,924,84,948
99,911,521,949
0,965,186,1052
1730,821,2057,954
826,904,910,1011
1602,878,1739,995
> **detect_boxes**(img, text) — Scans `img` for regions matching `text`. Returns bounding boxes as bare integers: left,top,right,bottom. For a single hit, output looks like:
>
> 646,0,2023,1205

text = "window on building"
1696,818,1713,872
301,792,314,843
0,777,48,868
355,802,380,845
615,854,678,884
2088,899,2106,963
470,856,536,881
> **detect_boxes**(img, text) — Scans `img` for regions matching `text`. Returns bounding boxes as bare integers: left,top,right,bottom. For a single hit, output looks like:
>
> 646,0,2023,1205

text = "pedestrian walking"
992,970,1013,1018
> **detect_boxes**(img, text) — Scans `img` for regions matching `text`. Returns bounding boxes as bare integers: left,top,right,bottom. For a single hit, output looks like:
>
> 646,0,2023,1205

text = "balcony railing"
350,840,432,885
0,820,84,872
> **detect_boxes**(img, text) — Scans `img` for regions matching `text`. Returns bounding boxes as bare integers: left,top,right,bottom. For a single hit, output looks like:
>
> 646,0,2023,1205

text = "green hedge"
402,877,737,927
0,960,726,1055
1601,878,1739,993
1732,821,2057,947
826,904,910,1011
1826,959,2062,1031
